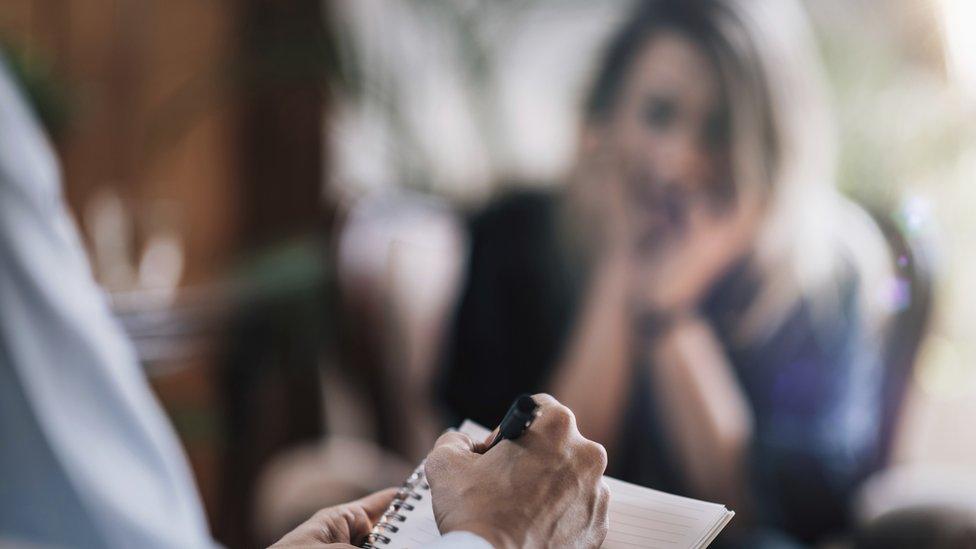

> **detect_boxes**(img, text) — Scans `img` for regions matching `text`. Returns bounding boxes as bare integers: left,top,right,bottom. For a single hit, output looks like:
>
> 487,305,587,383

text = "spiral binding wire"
361,463,430,548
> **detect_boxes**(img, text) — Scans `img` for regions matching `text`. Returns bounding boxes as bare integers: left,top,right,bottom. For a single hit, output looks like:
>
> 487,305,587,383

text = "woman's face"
602,30,732,249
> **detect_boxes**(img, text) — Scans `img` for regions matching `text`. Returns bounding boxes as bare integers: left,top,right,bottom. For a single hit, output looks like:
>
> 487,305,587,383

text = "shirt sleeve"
0,54,215,548
427,531,494,549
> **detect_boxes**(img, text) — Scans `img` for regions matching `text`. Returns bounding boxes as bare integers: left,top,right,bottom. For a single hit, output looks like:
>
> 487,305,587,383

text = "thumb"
354,487,398,523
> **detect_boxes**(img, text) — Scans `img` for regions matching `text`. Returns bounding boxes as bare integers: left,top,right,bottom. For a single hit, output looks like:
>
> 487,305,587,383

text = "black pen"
485,394,539,450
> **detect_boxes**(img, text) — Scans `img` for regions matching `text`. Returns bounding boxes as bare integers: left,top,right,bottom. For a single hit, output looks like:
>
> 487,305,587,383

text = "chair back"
870,209,935,468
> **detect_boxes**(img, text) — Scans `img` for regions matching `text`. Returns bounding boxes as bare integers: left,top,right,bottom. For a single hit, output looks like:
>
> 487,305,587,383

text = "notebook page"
374,462,441,548
603,477,733,549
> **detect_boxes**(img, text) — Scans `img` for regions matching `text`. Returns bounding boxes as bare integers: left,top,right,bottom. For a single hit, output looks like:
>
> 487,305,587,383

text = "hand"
565,133,633,263
570,134,763,316
269,488,397,548
425,394,610,549
632,184,762,314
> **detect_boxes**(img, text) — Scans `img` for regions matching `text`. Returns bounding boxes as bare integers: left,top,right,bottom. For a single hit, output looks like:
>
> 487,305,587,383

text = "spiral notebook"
363,420,734,548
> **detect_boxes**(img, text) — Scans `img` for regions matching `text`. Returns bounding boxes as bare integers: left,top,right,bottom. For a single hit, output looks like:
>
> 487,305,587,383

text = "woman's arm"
549,257,634,454
649,315,755,516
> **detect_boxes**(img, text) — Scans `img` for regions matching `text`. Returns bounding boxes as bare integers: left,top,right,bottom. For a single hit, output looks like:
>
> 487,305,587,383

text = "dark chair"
869,208,935,469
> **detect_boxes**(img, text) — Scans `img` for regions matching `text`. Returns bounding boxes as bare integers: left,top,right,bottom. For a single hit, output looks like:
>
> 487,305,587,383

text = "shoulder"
465,187,564,259
469,187,561,233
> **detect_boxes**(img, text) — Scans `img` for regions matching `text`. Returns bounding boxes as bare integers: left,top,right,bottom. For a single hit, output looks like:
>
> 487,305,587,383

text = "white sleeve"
0,55,215,548
426,531,494,549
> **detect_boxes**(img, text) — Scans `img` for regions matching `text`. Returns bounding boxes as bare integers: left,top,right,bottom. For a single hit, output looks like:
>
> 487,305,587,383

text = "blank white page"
602,477,733,549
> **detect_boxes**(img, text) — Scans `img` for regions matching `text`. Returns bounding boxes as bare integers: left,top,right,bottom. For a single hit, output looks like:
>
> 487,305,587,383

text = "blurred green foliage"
1,38,71,139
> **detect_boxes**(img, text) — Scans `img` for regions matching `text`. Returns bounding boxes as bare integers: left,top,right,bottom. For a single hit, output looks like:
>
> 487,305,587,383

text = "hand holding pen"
484,393,539,450
425,394,611,548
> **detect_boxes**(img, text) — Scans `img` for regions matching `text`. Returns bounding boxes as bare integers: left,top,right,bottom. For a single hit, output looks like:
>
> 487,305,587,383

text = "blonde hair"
718,0,891,340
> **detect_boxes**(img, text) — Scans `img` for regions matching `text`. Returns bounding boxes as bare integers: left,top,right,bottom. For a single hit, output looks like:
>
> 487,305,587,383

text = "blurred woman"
439,0,893,545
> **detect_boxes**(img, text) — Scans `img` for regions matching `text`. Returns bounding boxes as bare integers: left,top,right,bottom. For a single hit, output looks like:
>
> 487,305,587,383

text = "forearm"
650,316,754,513
550,259,633,452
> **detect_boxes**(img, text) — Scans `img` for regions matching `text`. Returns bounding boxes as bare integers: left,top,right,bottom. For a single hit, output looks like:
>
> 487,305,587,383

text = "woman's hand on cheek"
569,142,635,262
631,184,763,315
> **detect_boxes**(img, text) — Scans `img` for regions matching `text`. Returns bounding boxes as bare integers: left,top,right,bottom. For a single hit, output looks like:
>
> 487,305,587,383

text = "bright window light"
938,0,976,93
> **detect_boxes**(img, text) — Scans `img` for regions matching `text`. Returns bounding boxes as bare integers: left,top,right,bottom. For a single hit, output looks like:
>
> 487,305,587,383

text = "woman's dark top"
438,189,886,545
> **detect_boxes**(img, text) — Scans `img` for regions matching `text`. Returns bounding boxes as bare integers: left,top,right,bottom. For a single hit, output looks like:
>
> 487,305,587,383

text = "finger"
431,431,476,453
426,431,477,485
720,179,763,233
530,394,577,438
530,393,558,408
592,481,612,544
354,487,399,523
579,124,605,158
581,440,609,475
